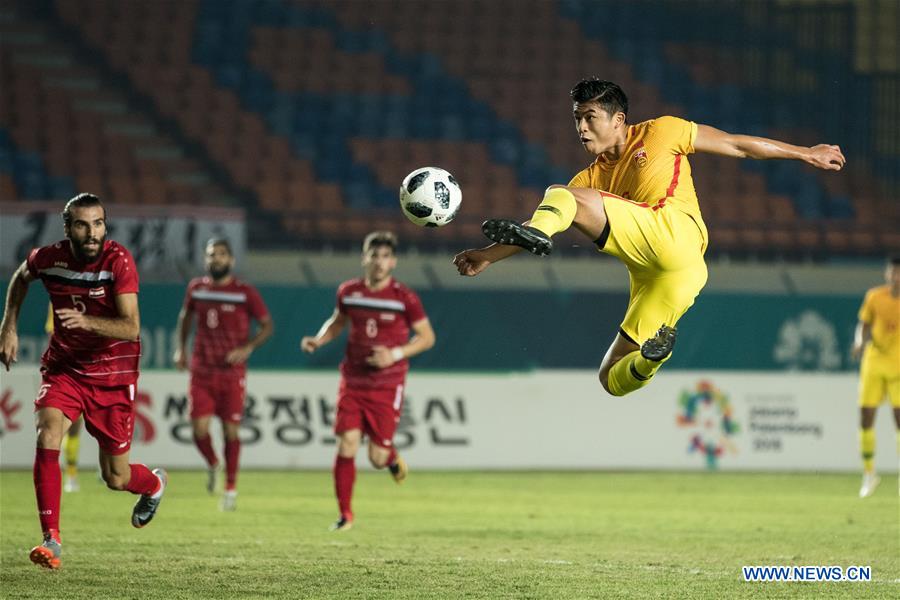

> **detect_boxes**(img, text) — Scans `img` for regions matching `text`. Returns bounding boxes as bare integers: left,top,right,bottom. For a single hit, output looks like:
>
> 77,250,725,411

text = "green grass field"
1,470,897,599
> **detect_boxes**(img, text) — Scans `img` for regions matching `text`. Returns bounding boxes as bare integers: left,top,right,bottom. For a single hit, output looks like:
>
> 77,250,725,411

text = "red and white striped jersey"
26,239,141,386
182,276,269,375
336,278,427,389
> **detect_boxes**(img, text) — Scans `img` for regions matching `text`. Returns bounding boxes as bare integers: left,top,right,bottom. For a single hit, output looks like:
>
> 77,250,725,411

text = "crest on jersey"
632,145,648,168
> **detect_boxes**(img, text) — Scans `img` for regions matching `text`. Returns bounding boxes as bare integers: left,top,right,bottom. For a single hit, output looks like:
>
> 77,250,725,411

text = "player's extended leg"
858,405,880,498
333,429,361,531
98,450,167,527
30,407,72,569
601,325,678,396
220,420,241,511
368,442,407,484
482,186,608,254
192,415,220,494
63,417,82,493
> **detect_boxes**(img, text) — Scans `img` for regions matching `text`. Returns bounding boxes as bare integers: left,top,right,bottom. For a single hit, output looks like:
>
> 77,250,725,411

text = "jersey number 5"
70,295,86,313
206,308,219,329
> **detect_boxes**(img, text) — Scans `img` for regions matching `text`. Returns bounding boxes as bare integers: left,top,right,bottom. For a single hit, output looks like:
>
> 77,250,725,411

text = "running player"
173,238,273,511
851,256,900,498
454,79,845,395
0,193,167,570
301,231,435,531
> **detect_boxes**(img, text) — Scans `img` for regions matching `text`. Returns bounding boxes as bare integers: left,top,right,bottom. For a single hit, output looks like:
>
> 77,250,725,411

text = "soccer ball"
398,167,462,227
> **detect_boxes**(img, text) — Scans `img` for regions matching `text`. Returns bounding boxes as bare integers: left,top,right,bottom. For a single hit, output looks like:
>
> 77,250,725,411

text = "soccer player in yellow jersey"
851,256,900,498
454,79,845,395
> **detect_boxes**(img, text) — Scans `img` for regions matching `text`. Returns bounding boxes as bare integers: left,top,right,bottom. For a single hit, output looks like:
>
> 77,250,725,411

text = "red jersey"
183,276,269,375
337,278,427,389
26,239,140,387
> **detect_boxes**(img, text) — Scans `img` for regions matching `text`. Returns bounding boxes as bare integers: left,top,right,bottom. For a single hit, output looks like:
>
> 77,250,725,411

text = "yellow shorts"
859,351,900,408
599,193,708,344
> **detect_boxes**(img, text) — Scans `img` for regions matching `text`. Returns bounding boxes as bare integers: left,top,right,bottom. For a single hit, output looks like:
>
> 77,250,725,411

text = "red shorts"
35,370,136,455
334,379,404,448
189,372,246,423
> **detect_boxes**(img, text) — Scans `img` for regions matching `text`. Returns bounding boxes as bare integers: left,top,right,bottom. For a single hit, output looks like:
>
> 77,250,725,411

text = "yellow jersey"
858,285,900,371
568,116,705,242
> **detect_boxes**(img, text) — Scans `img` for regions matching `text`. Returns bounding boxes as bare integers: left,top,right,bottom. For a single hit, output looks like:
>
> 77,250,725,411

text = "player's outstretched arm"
56,292,140,341
301,309,348,353
453,242,523,276
0,261,34,370
694,124,846,171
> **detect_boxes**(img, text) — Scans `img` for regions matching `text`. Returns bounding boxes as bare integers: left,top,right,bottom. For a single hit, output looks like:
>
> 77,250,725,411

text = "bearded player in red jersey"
173,238,273,511
301,231,436,531
0,194,167,570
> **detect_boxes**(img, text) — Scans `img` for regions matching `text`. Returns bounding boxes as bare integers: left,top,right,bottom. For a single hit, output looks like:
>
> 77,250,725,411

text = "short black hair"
362,231,397,254
889,255,900,266
62,193,105,227
570,79,628,118
206,237,233,255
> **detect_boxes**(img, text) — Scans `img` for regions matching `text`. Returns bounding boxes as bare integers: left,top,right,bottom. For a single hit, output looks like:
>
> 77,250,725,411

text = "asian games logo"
676,380,739,469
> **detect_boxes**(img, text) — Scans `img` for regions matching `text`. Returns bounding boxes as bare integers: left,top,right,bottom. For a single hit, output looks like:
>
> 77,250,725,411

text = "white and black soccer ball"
398,166,462,227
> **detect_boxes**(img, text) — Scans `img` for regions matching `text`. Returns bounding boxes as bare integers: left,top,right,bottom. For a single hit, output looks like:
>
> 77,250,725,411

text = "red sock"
34,448,61,534
224,439,240,491
333,456,355,520
125,464,160,496
385,447,398,468
193,434,219,468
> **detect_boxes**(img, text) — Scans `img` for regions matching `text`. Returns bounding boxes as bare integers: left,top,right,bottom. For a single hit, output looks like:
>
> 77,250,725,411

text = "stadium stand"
1,0,897,257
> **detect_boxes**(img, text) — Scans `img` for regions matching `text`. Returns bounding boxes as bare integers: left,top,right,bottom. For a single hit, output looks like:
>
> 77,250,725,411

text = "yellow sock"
860,428,875,472
64,433,80,472
606,351,670,396
527,187,577,237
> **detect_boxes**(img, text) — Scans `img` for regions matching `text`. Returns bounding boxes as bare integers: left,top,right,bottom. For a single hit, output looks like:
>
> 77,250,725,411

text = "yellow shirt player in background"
454,79,845,395
46,304,83,493
851,256,900,498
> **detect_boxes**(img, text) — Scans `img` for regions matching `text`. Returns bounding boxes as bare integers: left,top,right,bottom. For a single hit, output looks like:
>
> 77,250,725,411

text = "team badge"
633,145,648,168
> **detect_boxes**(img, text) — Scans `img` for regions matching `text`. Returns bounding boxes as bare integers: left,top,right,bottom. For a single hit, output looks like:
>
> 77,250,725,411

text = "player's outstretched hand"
300,336,319,353
225,344,253,365
0,330,18,370
453,249,491,276
805,144,845,171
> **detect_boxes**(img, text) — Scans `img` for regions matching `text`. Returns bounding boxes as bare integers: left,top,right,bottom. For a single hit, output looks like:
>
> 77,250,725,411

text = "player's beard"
71,235,105,264
209,264,231,281
367,266,391,285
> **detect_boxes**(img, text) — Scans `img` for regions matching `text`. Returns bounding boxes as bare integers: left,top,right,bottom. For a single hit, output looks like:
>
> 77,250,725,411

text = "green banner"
1,281,863,372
